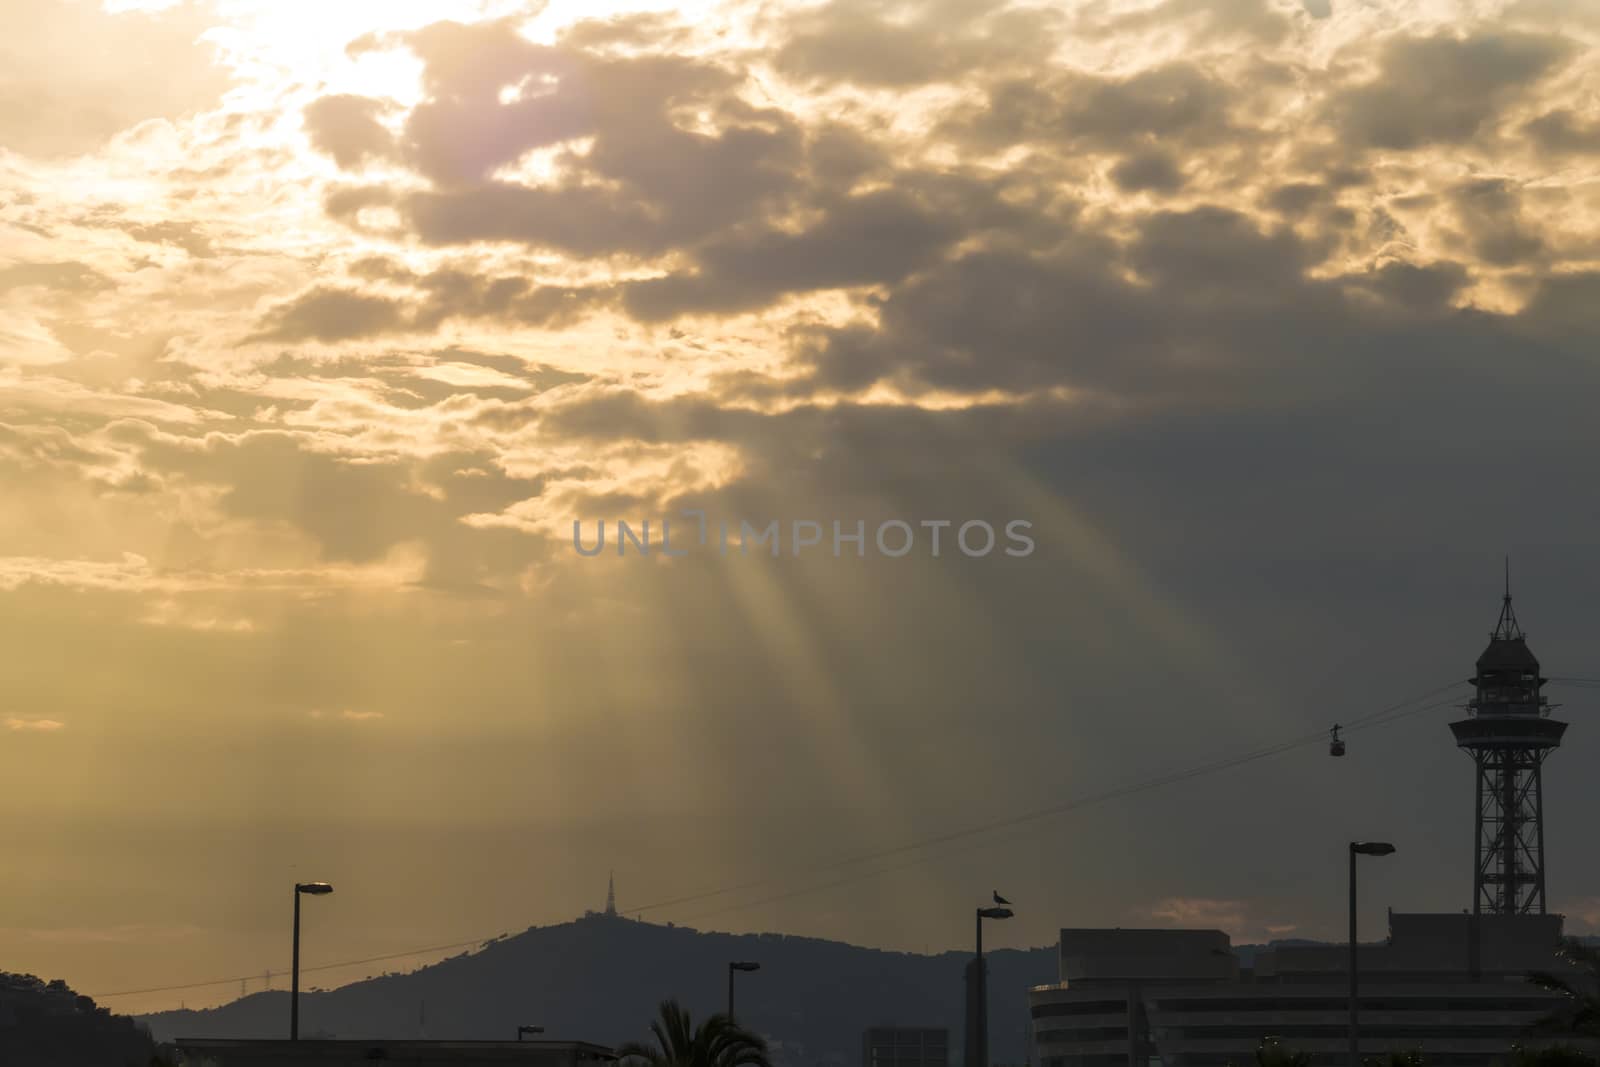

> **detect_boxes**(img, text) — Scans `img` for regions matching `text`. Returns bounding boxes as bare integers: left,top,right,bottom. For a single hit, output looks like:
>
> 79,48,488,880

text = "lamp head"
731,961,761,972
978,906,1014,920
295,882,334,895
1350,842,1396,856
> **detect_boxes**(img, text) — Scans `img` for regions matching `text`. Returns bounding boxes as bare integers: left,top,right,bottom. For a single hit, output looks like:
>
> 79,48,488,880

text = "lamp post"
974,904,1014,1067
728,961,760,1022
291,882,333,1041
1349,843,1395,1067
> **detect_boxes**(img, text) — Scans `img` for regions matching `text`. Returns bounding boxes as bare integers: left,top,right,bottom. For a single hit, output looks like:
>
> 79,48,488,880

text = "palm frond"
621,998,772,1067
1556,938,1600,970
1525,940,1600,1042
616,1041,666,1066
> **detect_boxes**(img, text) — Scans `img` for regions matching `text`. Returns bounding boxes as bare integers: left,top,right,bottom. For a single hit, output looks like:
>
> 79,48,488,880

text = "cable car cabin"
1329,725,1345,757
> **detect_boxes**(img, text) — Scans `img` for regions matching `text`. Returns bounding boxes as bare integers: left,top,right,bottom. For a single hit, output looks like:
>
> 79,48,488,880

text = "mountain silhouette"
145,918,1506,1064
2,970,159,1067
140,914,1055,1066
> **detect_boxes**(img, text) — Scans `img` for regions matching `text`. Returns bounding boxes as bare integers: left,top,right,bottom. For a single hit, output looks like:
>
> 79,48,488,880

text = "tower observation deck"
1449,577,1567,916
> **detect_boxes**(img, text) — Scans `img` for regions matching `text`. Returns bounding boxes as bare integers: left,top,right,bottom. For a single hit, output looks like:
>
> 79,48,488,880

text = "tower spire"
605,871,616,917
1493,556,1523,640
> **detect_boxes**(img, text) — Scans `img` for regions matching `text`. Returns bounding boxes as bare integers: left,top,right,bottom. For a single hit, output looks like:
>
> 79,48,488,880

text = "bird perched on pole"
993,891,1013,906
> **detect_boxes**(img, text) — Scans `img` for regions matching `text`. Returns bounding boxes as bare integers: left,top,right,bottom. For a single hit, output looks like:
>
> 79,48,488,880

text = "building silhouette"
1027,583,1591,1067
864,1027,950,1067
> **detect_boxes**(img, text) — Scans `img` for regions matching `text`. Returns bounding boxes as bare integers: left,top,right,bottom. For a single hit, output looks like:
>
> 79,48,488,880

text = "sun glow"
174,0,739,108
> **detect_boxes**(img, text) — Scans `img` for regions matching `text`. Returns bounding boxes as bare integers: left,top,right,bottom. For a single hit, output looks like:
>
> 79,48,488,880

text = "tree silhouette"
617,999,772,1067
1505,1045,1598,1067
1252,1037,1311,1067
1529,937,1600,1039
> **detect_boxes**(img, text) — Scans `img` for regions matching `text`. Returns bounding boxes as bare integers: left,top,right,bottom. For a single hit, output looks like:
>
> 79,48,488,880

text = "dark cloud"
537,389,750,445
394,99,806,257
303,94,397,170
1128,206,1311,296
388,19,772,198
1345,260,1471,312
71,211,220,258
322,185,402,236
346,256,416,283
319,17,1011,290
619,188,964,321
796,237,1168,396
1061,63,1239,142
402,181,658,254
786,204,1514,401
409,269,601,331
1266,182,1331,216
1109,150,1187,193
770,0,1066,88
0,261,114,294
1331,30,1573,150
248,272,606,343
1070,0,1294,43
1514,271,1600,345
401,54,593,185
939,62,1239,155
1522,108,1600,155
125,221,216,259
1446,178,1545,267
249,288,408,343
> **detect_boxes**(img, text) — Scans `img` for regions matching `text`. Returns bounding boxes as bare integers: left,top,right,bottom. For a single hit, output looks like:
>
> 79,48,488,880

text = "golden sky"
3,0,1600,1017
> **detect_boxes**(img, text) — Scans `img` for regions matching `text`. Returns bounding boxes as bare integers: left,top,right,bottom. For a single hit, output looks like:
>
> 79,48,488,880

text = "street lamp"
518,1026,545,1041
291,882,333,1041
1349,843,1395,1067
973,903,1014,1067
728,961,760,1022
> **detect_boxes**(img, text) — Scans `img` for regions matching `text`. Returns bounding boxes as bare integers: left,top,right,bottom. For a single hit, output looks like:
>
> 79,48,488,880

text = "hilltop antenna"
606,871,617,917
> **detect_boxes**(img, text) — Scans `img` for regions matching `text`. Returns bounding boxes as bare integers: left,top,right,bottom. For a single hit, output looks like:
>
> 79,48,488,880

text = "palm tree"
1529,937,1600,1039
617,999,772,1067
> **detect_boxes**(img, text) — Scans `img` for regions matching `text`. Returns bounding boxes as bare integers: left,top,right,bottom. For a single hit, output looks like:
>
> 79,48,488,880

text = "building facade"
1030,915,1593,1067
1030,915,1590,1067
864,1027,951,1067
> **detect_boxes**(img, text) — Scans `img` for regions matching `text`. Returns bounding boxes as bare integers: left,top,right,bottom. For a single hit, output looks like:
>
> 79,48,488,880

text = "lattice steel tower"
1449,573,1566,915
